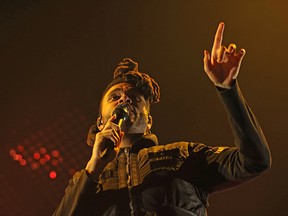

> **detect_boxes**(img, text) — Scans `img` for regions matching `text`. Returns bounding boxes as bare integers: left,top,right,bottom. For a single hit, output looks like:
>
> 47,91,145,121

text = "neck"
119,133,144,148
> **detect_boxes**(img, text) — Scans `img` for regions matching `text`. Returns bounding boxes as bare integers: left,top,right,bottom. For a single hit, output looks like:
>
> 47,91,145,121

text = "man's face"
99,83,151,134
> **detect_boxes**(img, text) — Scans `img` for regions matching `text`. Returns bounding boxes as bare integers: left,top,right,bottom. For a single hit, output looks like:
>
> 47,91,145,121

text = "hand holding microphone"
99,105,129,159
86,105,129,175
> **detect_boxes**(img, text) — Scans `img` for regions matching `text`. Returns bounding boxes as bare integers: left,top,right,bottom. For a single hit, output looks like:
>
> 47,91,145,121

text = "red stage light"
13,154,22,161
39,147,47,154
20,159,27,166
49,171,57,179
33,152,41,160
9,149,16,156
44,154,51,161
39,158,47,165
31,162,40,170
51,150,60,158
17,145,25,152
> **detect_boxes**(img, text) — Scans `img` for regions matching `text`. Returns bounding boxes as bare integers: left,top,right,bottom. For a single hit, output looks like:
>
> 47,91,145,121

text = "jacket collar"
118,134,158,155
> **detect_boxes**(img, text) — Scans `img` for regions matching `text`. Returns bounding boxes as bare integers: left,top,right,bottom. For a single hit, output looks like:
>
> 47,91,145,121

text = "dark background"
0,0,286,215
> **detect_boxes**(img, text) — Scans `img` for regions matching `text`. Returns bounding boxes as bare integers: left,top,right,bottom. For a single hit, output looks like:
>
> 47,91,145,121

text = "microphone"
112,104,129,128
100,105,129,159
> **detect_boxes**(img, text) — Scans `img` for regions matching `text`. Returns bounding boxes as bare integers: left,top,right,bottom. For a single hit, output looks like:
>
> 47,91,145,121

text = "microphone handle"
100,119,123,159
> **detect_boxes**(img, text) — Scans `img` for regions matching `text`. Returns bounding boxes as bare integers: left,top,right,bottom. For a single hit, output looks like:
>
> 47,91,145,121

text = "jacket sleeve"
187,81,271,193
52,169,100,216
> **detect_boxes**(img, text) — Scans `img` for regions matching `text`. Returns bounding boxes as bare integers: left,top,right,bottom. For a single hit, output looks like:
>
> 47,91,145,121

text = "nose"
118,94,132,104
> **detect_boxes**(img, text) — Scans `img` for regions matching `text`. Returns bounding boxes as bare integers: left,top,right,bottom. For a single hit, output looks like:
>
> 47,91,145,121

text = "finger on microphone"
115,131,124,149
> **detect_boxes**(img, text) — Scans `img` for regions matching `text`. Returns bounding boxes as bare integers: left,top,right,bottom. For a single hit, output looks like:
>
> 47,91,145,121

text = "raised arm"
193,23,272,192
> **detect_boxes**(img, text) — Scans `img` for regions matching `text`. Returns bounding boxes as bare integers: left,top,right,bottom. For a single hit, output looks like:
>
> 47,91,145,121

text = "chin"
122,125,146,134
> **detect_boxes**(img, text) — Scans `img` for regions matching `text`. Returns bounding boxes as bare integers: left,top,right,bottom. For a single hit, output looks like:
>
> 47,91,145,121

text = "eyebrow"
107,88,123,95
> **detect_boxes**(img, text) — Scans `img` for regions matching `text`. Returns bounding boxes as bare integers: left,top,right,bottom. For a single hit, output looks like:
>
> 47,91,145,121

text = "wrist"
85,157,105,179
214,79,236,90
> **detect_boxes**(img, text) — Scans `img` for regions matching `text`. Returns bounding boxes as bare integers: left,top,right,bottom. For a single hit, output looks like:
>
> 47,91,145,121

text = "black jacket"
53,83,271,216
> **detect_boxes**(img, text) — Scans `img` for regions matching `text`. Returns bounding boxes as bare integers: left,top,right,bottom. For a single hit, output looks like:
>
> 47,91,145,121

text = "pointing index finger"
212,22,225,55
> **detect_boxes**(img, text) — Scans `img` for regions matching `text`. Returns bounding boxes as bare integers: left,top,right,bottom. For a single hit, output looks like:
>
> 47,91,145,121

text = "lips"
113,103,136,121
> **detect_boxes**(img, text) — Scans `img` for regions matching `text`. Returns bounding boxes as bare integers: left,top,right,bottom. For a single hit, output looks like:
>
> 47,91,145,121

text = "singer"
53,22,271,216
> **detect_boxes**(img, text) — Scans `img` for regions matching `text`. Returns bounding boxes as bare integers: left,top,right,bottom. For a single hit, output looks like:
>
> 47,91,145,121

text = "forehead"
104,83,141,96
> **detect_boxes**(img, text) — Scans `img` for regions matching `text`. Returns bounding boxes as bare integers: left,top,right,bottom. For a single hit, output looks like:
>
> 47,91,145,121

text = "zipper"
124,147,135,216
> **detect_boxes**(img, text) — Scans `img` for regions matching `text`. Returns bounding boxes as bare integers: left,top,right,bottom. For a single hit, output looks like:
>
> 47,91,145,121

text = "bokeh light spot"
20,159,27,166
44,154,51,161
51,150,60,158
39,158,47,165
39,147,47,154
49,171,57,179
33,152,41,160
13,154,22,161
9,149,16,156
17,145,24,152
31,162,40,170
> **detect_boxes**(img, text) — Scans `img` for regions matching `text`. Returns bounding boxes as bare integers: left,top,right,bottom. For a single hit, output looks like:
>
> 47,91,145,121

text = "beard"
101,103,150,135
120,111,148,134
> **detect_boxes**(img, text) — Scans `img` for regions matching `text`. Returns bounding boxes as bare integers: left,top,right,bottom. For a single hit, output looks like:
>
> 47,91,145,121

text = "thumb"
203,50,212,74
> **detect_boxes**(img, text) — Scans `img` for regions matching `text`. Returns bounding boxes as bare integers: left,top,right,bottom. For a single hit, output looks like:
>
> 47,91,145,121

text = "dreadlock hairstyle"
104,58,160,105
87,58,160,146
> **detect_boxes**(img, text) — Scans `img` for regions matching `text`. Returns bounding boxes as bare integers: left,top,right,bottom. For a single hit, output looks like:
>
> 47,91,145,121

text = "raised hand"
203,22,246,89
86,115,123,176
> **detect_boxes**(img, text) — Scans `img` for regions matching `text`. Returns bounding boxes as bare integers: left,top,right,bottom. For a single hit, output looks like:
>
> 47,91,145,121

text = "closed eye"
131,95,141,102
126,91,142,103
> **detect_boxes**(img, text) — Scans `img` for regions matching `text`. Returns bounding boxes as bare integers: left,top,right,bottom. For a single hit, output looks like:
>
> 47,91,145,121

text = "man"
53,22,271,216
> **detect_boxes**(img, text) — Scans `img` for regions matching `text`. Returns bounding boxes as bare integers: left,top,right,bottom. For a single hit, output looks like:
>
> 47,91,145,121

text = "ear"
97,116,104,131
147,115,153,130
